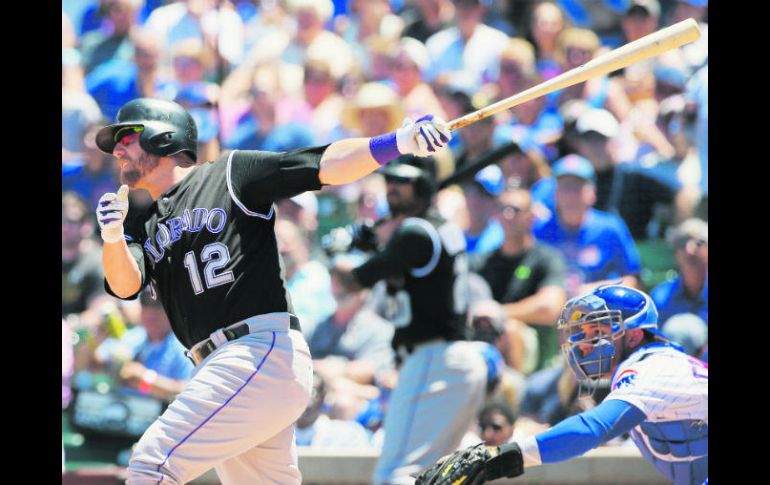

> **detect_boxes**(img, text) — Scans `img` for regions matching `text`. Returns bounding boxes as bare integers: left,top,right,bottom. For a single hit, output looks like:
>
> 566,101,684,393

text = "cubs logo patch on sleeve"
612,369,638,390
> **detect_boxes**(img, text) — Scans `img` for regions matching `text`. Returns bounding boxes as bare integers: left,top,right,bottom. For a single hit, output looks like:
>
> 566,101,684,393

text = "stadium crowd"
62,0,707,473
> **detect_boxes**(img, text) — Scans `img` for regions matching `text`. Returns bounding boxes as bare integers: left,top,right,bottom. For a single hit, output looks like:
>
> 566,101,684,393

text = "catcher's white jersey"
605,343,708,485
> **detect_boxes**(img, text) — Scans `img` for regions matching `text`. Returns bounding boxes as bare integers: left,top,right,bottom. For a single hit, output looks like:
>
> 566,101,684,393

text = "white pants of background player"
126,313,313,485
373,340,487,485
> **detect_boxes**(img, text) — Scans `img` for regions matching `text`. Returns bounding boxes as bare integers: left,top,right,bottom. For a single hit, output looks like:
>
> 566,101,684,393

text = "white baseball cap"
576,108,620,138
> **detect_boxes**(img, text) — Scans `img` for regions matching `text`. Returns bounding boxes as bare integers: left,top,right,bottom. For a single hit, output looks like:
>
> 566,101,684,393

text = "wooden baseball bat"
447,18,702,131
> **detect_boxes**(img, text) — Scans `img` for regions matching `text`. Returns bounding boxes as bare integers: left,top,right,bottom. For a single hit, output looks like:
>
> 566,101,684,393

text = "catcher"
416,285,707,485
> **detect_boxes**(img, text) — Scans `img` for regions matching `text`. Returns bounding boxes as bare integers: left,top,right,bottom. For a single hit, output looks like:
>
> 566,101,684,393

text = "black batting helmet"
95,98,198,161
379,154,437,200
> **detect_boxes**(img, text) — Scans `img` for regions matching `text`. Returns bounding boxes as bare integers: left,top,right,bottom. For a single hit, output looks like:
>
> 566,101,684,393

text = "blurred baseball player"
415,284,708,485
94,97,451,484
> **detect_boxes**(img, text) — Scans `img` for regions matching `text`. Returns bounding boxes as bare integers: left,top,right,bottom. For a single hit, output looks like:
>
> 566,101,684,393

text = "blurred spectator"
310,254,396,421
462,165,505,255
300,57,346,144
635,95,702,194
63,319,75,410
223,66,316,150
554,27,632,122
62,122,120,209
651,218,708,326
389,37,447,122
528,1,567,80
622,0,661,43
275,218,336,338
425,0,509,90
100,290,194,400
337,0,404,79
295,371,374,449
85,28,166,120
476,399,516,446
340,81,406,138
473,186,568,372
144,0,245,76
173,82,222,162
495,139,551,190
516,357,611,431
79,0,143,74
532,155,642,296
239,0,354,87
685,63,707,208
491,38,538,109
400,0,455,44
556,0,626,46
467,299,528,408
451,91,496,171
63,48,105,167
63,10,77,48
276,192,322,253
532,108,696,240
310,254,396,385
671,0,708,71
62,191,106,319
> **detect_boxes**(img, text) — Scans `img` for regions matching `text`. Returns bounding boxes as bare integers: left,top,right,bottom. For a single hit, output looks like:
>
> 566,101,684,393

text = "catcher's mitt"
414,443,491,485
414,442,525,485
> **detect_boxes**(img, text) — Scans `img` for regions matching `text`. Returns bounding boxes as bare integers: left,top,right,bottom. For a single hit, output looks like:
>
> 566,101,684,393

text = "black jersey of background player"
352,209,469,350
107,146,327,349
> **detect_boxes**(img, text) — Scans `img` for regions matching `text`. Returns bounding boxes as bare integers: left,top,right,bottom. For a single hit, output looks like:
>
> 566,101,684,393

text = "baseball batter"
416,284,708,485
94,98,451,484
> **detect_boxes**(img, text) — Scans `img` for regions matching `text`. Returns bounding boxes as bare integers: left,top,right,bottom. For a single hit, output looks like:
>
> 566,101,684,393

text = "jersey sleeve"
535,399,646,463
351,223,435,288
226,146,327,215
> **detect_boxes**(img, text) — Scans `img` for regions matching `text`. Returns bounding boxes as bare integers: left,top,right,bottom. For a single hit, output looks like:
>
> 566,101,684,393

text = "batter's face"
112,130,161,188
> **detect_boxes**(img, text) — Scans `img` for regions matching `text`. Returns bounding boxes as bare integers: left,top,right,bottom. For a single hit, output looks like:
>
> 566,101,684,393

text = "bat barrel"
447,18,701,132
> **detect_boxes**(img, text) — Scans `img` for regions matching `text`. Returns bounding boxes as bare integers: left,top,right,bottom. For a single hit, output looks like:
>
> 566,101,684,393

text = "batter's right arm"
97,186,142,298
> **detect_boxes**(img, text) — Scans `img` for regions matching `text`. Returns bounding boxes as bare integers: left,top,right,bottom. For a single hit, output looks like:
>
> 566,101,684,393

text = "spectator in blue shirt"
651,218,707,356
533,154,641,297
462,165,506,255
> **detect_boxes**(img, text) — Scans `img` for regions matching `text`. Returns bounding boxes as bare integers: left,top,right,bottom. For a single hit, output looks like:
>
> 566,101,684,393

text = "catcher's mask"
96,97,198,161
558,285,661,392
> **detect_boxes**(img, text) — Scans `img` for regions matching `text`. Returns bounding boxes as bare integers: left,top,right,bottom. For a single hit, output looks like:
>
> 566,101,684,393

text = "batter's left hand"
396,115,452,157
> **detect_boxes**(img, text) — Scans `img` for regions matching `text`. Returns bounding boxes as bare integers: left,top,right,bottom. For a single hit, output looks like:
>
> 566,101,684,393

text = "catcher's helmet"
379,154,437,200
558,285,661,382
95,98,198,161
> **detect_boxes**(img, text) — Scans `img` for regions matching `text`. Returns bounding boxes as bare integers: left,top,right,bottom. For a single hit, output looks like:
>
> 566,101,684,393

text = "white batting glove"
96,185,130,244
395,115,452,157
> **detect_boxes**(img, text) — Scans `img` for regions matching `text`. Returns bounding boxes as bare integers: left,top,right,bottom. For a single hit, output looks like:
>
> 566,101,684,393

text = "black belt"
187,314,301,365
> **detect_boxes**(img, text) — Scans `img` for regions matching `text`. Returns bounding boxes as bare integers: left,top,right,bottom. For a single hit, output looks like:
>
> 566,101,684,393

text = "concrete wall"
184,446,668,484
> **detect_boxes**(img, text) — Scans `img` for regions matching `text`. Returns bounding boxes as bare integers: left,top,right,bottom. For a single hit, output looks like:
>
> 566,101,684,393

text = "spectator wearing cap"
341,82,406,138
527,1,567,80
462,165,506,255
424,0,510,91
494,139,551,190
449,91,497,171
63,48,104,167
622,0,660,43
401,0,456,44
472,186,568,373
389,37,447,123
79,0,143,75
531,108,697,240
533,154,642,297
223,66,316,151
650,218,708,329
143,0,245,74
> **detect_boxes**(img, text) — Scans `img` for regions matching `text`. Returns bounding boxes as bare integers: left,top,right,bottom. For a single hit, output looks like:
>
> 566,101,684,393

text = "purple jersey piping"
153,331,277,484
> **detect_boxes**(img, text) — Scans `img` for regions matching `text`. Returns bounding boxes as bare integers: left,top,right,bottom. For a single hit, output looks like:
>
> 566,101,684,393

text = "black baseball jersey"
352,210,469,350
105,146,327,349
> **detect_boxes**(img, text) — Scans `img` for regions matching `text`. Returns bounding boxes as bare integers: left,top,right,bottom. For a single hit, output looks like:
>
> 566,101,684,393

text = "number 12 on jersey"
183,242,235,294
